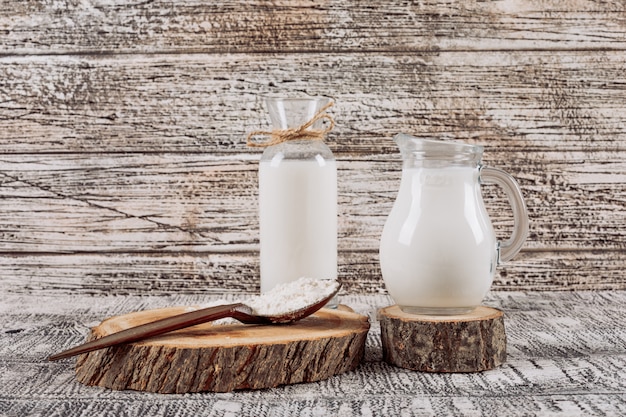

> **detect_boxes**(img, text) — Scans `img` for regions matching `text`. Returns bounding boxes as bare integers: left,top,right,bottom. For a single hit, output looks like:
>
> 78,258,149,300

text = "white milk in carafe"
259,158,337,293
379,166,497,312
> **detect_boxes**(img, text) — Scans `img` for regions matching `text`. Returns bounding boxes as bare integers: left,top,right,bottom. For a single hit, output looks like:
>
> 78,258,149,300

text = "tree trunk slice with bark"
379,305,506,373
74,305,369,393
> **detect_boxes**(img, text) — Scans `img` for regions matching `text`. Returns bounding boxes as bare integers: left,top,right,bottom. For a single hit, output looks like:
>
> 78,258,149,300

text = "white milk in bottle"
259,157,337,292
254,97,338,295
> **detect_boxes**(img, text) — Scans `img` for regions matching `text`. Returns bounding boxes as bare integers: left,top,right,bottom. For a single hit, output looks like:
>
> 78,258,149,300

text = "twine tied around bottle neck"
247,102,335,148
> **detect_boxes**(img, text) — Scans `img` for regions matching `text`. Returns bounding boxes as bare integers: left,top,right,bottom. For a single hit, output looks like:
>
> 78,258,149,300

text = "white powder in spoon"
195,277,339,325
246,277,340,316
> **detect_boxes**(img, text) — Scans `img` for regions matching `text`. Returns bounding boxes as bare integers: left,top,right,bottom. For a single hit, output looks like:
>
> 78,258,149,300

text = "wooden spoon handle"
48,303,246,361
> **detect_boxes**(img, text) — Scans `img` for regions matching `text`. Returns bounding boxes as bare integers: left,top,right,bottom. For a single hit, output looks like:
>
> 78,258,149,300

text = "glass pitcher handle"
479,166,529,263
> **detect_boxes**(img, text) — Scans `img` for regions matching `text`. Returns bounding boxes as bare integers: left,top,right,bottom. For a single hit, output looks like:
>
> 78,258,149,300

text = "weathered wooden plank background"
0,1,624,295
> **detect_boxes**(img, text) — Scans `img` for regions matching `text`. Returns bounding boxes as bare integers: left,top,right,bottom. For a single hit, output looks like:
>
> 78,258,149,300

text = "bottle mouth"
393,134,483,166
264,96,331,130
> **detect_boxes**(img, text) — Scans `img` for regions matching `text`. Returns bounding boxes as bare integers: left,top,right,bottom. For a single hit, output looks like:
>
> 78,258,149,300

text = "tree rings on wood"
379,305,506,373
74,305,370,393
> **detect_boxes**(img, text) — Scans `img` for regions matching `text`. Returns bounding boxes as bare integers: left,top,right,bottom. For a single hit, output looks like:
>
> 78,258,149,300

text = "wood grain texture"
0,153,623,252
1,52,626,153
0,1,624,294
74,306,369,393
2,1,626,54
380,305,506,373
0,251,623,295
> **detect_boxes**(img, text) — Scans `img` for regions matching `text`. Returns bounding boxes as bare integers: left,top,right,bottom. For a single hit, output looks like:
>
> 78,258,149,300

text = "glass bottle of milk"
256,97,337,294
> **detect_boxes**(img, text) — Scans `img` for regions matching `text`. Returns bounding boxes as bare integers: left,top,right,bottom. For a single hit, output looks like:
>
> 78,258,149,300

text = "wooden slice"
75,305,369,393
379,305,506,373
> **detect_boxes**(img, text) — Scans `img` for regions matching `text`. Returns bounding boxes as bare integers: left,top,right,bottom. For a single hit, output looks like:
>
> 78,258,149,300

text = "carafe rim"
393,133,483,166
263,95,331,104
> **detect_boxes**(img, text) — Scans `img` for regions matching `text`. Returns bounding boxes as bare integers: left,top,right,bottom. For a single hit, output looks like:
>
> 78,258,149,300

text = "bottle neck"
259,97,335,163
266,97,331,130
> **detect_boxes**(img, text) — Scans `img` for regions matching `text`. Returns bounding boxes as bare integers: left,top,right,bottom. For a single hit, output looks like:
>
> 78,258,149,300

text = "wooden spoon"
49,281,341,361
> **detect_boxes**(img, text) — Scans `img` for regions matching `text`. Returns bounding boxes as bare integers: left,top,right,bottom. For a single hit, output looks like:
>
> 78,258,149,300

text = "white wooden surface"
1,291,625,415
0,1,624,295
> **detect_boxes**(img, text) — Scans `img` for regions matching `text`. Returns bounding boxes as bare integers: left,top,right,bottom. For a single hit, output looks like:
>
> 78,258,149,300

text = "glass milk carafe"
379,134,529,315
257,97,338,294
